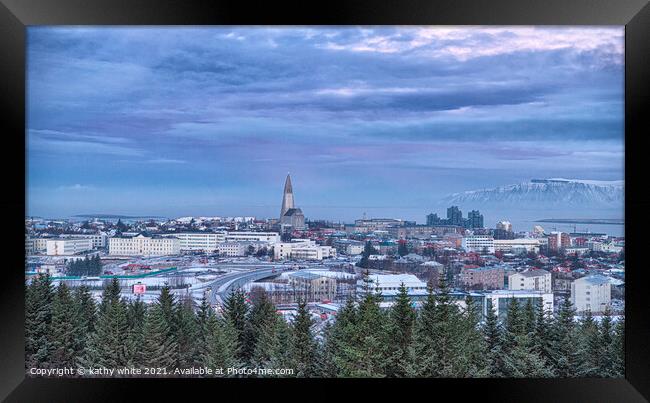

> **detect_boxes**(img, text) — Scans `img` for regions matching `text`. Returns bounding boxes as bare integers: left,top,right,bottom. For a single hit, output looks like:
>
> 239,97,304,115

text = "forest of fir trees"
25,272,624,378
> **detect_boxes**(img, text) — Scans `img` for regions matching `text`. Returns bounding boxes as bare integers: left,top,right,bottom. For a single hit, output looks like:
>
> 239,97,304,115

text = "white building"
571,275,612,313
60,233,108,249
217,241,269,257
462,235,495,253
508,269,552,293
484,290,554,318
46,238,94,256
587,241,623,254
26,237,49,255
225,231,280,244
274,240,336,260
357,274,427,298
345,243,364,255
494,238,540,253
109,234,180,256
163,232,225,252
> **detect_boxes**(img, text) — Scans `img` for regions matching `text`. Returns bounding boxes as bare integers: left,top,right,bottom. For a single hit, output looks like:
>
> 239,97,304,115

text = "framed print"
1,0,649,401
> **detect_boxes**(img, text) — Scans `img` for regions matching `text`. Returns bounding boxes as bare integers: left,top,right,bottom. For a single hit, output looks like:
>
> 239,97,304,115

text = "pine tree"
49,283,80,368
612,316,625,377
550,296,579,377
72,285,96,363
385,283,416,377
290,299,317,377
245,290,277,366
598,308,616,377
354,278,389,377
196,294,213,363
532,297,555,375
99,277,121,314
325,297,359,377
25,274,54,369
125,297,147,366
222,288,249,362
267,314,294,375
409,285,438,377
203,312,239,374
80,280,131,371
175,297,200,370
428,273,466,377
482,300,504,377
141,303,178,373
501,298,553,378
575,310,601,377
458,296,489,377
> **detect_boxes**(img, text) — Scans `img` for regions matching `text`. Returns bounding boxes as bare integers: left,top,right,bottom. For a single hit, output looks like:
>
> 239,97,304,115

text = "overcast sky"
26,27,624,221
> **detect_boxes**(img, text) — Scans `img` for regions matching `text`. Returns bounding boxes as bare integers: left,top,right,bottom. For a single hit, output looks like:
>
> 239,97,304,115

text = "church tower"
280,173,294,219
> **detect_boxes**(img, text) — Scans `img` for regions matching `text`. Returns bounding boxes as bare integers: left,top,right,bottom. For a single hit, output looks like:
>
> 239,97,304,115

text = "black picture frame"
1,0,648,401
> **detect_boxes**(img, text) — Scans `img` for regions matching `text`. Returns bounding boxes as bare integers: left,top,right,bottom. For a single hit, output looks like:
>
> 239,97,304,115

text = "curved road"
206,267,283,306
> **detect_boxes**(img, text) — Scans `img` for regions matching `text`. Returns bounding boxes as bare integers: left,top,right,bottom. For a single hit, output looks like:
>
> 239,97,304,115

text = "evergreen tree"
125,297,147,366
408,285,438,377
248,291,280,368
325,297,359,377
575,310,601,377
203,313,239,374
550,296,579,377
175,297,200,370
385,283,416,377
501,298,553,377
482,301,504,377
222,288,249,361
72,285,97,360
612,316,625,377
141,304,178,373
99,277,121,314
81,286,131,371
50,283,80,368
25,274,54,368
532,297,556,376
290,300,318,377
267,314,294,375
408,273,469,377
458,296,490,377
242,290,277,362
353,277,389,377
598,308,616,377
196,294,214,363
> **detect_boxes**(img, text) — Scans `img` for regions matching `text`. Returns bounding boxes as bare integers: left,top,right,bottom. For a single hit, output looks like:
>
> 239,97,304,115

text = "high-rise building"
547,231,571,251
426,213,440,226
467,210,484,229
279,174,305,230
447,206,463,226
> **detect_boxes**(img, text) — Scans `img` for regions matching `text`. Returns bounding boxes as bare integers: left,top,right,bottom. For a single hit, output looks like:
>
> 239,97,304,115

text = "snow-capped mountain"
442,178,624,208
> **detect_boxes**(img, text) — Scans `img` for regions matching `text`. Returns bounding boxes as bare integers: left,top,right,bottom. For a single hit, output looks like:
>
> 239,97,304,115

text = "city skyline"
27,27,624,220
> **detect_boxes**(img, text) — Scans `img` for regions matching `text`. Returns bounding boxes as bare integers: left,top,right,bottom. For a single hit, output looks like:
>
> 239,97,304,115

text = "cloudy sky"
26,27,624,221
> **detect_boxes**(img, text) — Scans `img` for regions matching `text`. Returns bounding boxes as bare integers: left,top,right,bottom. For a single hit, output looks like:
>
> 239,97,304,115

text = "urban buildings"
162,232,225,253
108,234,181,256
493,238,540,254
461,235,495,253
356,274,428,301
426,206,484,229
224,231,280,244
287,271,337,302
46,238,94,256
508,269,553,293
274,239,336,260
548,231,571,252
484,290,554,318
571,274,612,313
460,266,505,289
